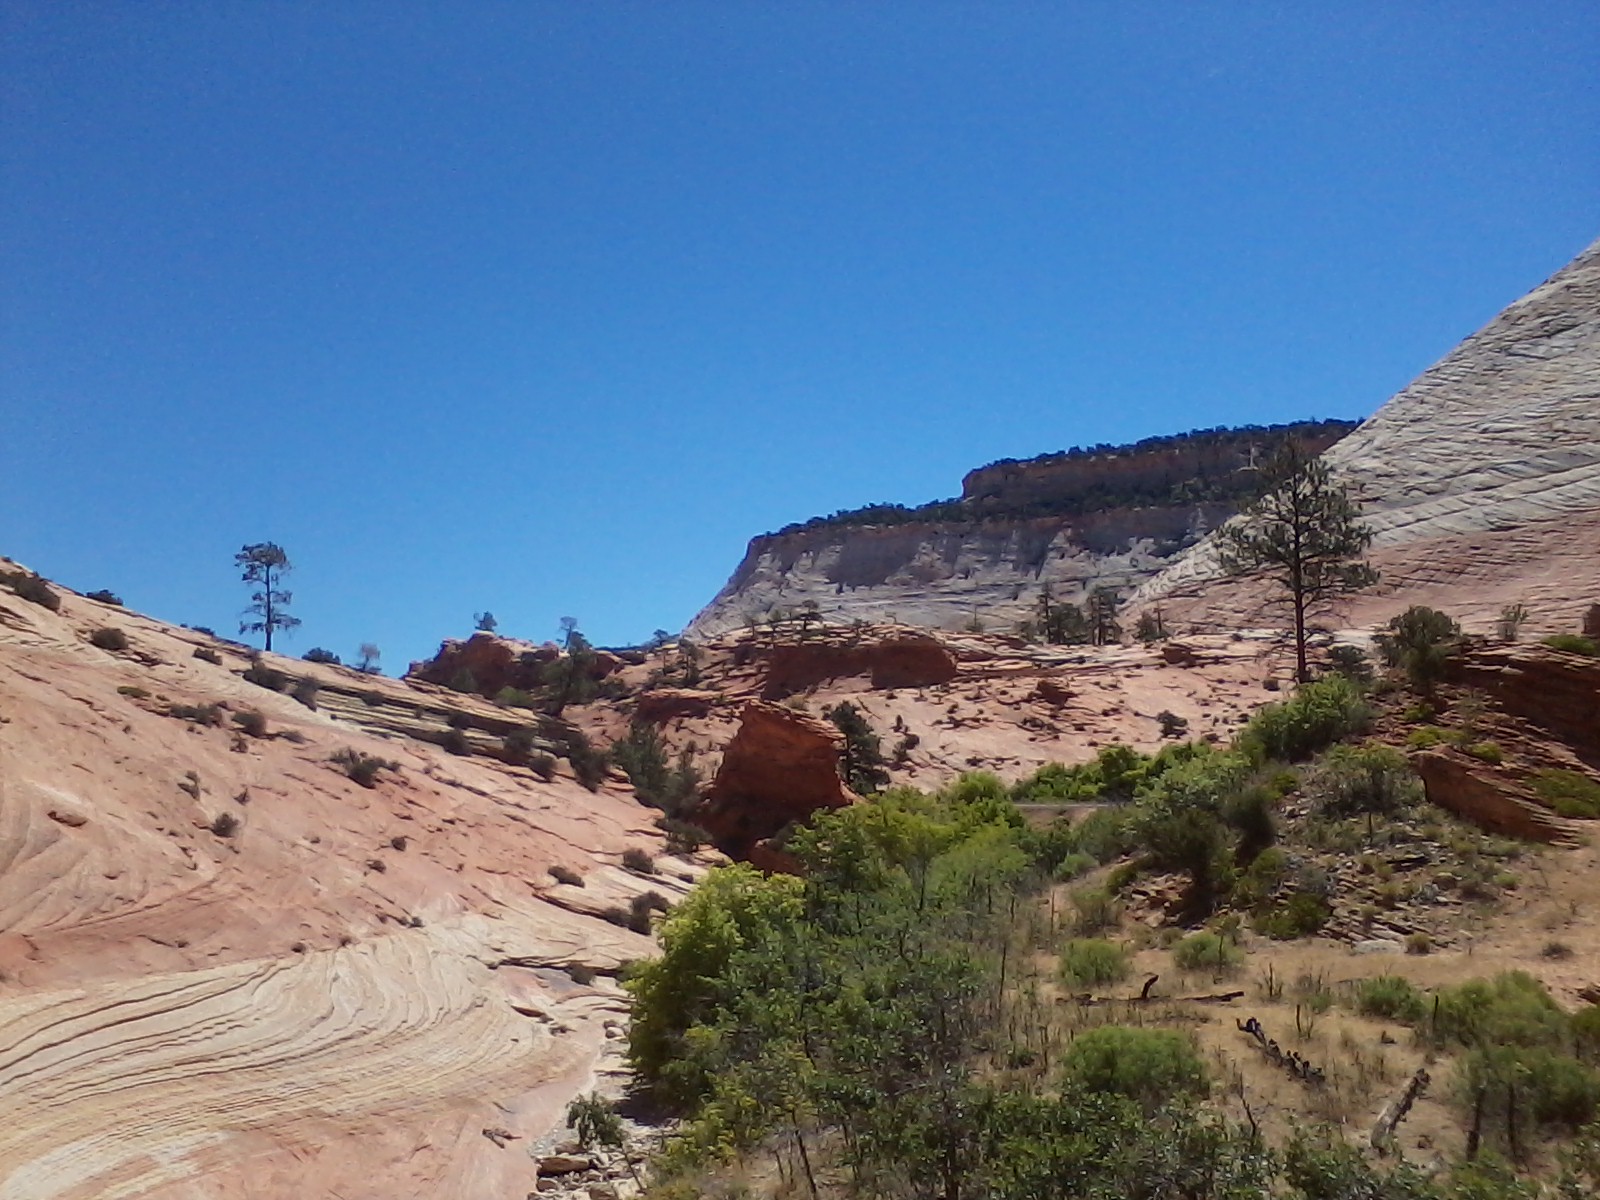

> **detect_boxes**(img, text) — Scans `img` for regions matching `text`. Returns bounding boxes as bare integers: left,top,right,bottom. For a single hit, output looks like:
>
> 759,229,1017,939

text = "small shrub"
1308,742,1422,816
3,571,60,611
291,677,320,710
548,864,585,887
1053,851,1096,882
331,748,387,788
1238,675,1371,763
1543,940,1574,960
89,627,129,651
1059,938,1130,989
656,816,710,856
1155,710,1189,739
1498,603,1529,643
117,684,149,698
1543,634,1599,657
440,728,470,756
302,647,341,664
1531,769,1600,819
1172,931,1242,975
1375,605,1461,691
502,727,536,764
568,731,608,791
621,847,656,875
86,589,123,606
1355,974,1427,1023
1405,932,1432,955
1060,1026,1208,1111
209,811,239,838
495,686,539,709
243,661,288,692
192,646,222,664
529,752,557,781
1253,891,1331,940
1070,886,1120,934
233,709,268,738
1460,1045,1600,1133
447,667,479,693
168,702,223,726
1327,644,1373,681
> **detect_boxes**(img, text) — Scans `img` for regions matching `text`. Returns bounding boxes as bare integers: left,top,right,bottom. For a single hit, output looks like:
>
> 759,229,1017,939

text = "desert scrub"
168,702,224,726
1069,886,1121,935
621,847,656,875
1060,1026,1208,1112
548,864,585,887
331,748,393,788
1306,742,1422,816
1237,674,1371,763
232,709,268,737
89,627,129,651
1465,740,1504,764
1058,938,1130,989
1530,769,1600,819
1171,931,1242,975
1,570,60,611
1252,891,1331,940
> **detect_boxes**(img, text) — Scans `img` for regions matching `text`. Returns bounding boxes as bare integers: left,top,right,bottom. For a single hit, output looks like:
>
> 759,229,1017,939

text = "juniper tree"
235,542,301,652
1217,442,1377,683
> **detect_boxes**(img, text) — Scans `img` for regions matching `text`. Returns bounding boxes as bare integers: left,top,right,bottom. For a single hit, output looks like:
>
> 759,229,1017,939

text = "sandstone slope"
1137,235,1600,636
0,566,696,1200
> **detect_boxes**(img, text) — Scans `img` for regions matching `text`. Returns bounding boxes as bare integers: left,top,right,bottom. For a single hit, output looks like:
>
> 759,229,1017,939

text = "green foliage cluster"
610,722,701,814
1060,1026,1208,1111
1542,634,1599,657
1375,605,1461,691
1171,931,1243,974
1236,674,1371,763
1355,974,1428,1023
1305,742,1422,817
825,701,891,794
1531,769,1600,819
1058,938,1129,989
86,589,123,606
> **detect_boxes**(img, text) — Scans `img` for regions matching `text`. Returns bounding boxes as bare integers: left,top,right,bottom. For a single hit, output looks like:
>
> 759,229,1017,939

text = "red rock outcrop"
633,687,720,724
407,633,619,698
1448,645,1600,767
693,701,860,860
1411,749,1582,844
753,630,959,698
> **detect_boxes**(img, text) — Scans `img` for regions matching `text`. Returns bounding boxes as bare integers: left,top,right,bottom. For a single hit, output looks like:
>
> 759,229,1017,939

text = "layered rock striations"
687,422,1354,639
1137,236,1600,635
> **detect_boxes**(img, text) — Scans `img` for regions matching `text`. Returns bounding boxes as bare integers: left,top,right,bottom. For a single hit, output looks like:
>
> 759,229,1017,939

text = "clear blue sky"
3,3,1596,667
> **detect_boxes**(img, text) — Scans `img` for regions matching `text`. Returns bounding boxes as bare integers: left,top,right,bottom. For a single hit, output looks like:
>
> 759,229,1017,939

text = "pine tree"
235,542,301,652
1218,442,1378,683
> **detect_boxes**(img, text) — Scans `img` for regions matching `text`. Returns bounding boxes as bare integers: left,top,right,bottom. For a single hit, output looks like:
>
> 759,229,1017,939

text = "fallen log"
1371,1066,1431,1153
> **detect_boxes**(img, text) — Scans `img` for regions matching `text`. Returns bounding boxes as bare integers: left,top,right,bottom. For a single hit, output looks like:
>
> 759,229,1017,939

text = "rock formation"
407,631,619,698
686,422,1354,638
692,701,860,863
1137,236,1600,637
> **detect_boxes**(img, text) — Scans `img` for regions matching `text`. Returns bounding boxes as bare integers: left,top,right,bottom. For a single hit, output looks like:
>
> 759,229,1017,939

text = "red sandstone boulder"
1411,749,1581,845
692,701,860,861
634,688,720,724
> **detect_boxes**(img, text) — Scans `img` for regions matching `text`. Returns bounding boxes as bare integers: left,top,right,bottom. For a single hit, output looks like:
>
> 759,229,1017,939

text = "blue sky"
2,3,1596,667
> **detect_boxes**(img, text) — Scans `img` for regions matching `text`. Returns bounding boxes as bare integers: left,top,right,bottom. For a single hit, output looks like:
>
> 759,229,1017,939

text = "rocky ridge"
686,422,1353,639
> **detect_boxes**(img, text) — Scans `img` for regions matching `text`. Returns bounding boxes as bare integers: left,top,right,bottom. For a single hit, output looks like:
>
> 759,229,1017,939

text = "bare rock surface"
0,567,677,1199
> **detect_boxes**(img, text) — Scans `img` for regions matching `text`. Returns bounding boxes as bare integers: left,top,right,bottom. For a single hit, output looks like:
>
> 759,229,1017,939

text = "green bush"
495,686,540,709
1531,769,1600,819
331,748,389,788
622,847,656,875
1069,886,1120,935
529,752,557,781
1465,741,1504,764
1059,939,1130,989
1060,1026,1208,1111
1237,675,1371,763
1460,1045,1600,1131
1070,805,1138,863
502,727,537,764
1355,974,1427,1023
1427,971,1570,1050
1375,605,1461,690
1252,891,1331,940
89,627,128,651
1543,634,1599,657
1171,931,1242,974
1307,742,1422,816
1053,851,1096,881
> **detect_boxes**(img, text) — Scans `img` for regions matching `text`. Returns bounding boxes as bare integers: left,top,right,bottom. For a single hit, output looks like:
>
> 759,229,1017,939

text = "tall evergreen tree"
235,542,300,652
1218,441,1378,683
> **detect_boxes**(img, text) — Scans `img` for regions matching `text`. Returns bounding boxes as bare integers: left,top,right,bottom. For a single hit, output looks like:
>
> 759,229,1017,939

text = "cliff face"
687,423,1352,639
1136,235,1600,637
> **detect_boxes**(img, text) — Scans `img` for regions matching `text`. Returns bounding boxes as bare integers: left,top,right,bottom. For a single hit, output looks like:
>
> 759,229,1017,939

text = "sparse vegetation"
1,569,61,611
825,701,890,794
1060,1026,1209,1111
1375,605,1461,692
548,864,585,887
1355,974,1427,1022
242,660,288,691
331,748,392,788
85,589,123,606
209,812,239,837
1171,931,1243,974
167,702,224,726
89,627,129,651
232,709,268,737
621,847,656,875
302,647,341,664
1531,769,1600,819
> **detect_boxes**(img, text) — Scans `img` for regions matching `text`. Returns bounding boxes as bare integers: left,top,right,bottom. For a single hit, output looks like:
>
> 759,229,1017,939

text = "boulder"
633,688,719,724
537,1153,592,1176
1411,749,1582,845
